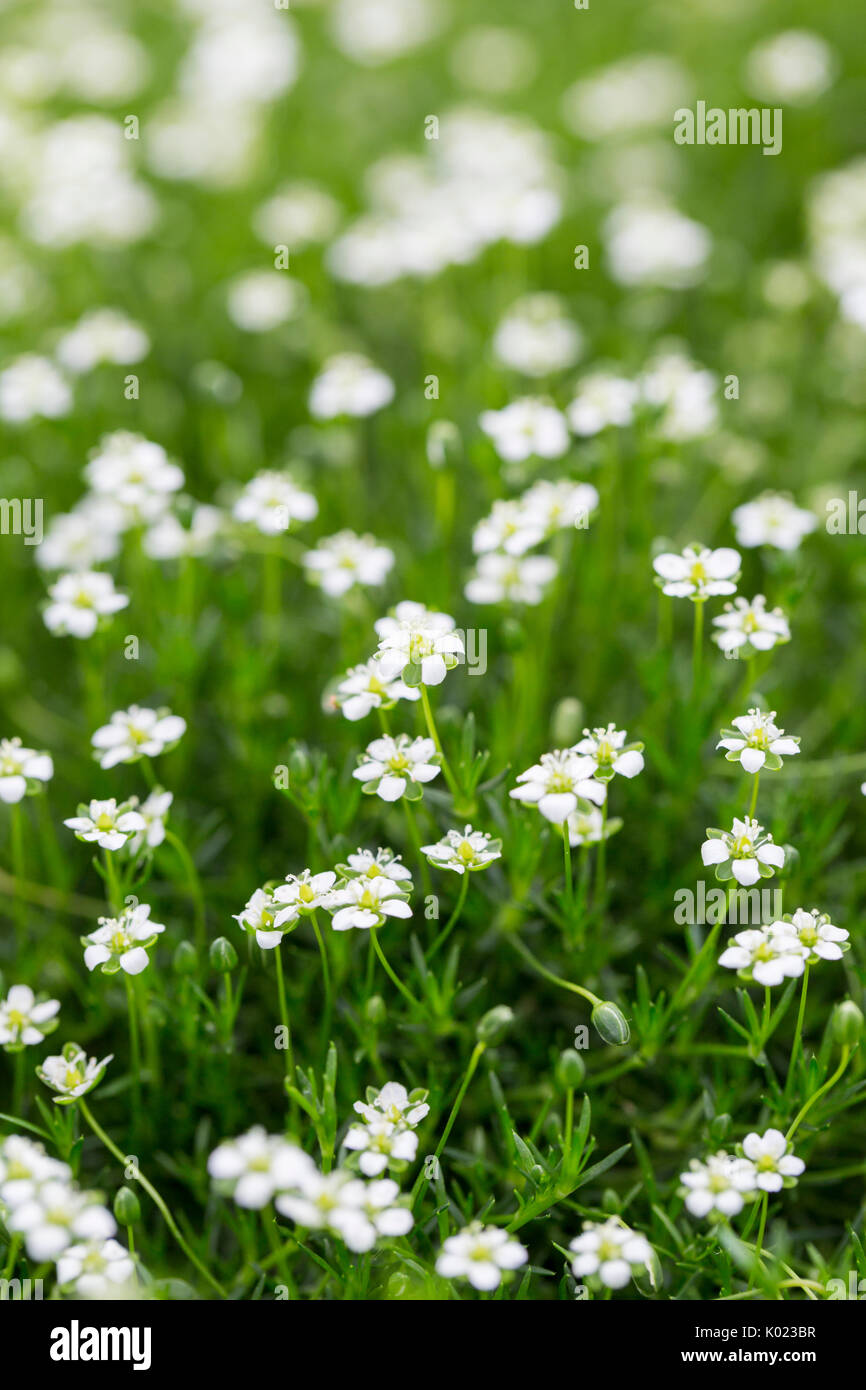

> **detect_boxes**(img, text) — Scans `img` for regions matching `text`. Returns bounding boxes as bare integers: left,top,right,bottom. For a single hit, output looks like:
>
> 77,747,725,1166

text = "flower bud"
476,1005,514,1046
172,941,198,976
550,698,584,748
601,1188,620,1215
114,1186,141,1227
591,1001,630,1047
210,937,238,973
832,999,864,1048
555,1048,586,1089
365,994,386,1025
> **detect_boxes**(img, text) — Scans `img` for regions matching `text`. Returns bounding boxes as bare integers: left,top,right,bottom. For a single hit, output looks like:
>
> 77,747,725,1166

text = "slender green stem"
273,945,294,1083
124,973,141,1125
2,1234,21,1281
164,829,206,954
748,771,760,820
412,1041,486,1209
418,685,462,803
9,803,26,951
505,932,601,1007
427,873,469,962
79,1099,228,1298
784,966,809,1100
402,799,431,898
562,823,573,907
310,911,333,1052
370,928,421,1010
103,850,122,915
594,800,609,910
749,1192,769,1290
692,599,705,696
786,1046,851,1142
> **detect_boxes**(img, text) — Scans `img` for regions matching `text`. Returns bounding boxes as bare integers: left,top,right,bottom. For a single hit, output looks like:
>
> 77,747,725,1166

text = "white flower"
717,710,800,773
56,309,149,373
82,903,165,976
36,499,124,572
718,927,807,987
604,201,711,289
732,493,817,552
7,1182,115,1262
37,1042,113,1103
56,1238,136,1298
566,372,638,436
745,31,836,106
324,876,413,933
142,504,224,561
350,1176,414,1242
331,0,440,66
569,1219,653,1290
479,398,569,463
701,816,786,887
303,530,394,596
492,294,582,377
309,353,394,419
233,887,285,950
421,825,502,874
339,847,413,887
561,54,688,140
0,1135,71,1209
84,432,184,517
208,1127,314,1209
521,478,599,534
566,804,613,847
272,870,338,928
44,570,129,639
0,737,53,803
375,600,464,686
769,908,850,965
126,788,173,853
252,181,341,250
0,354,71,423
572,724,644,782
436,1221,528,1291
343,1119,418,1176
465,552,557,606
653,544,741,600
510,749,606,824
330,656,420,722
275,1167,411,1251
226,270,305,332
353,1081,430,1128
233,470,318,534
91,705,186,769
740,1130,805,1192
64,798,146,852
712,595,791,655
471,498,546,558
640,351,718,441
680,1152,758,1219
353,734,440,802
0,985,60,1049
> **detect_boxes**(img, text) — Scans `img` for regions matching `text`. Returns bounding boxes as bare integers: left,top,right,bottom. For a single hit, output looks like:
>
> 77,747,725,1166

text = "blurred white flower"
304,530,394,596
480,398,569,463
22,116,156,248
7,1182,115,1262
769,908,850,965
465,552,557,606
450,26,537,95
142,504,224,560
44,571,129,639
0,737,53,804
208,1127,314,1209
0,1135,71,1209
436,1221,528,1290
569,1219,653,1290
567,371,638,436
353,1080,429,1126
712,594,790,655
253,182,341,249
226,271,305,332
744,31,836,106
56,310,149,374
731,493,817,551
605,201,711,289
680,1152,758,1219
492,294,582,377
562,55,690,140
56,1238,136,1298
343,1119,418,1176
653,544,740,600
331,656,420,721
0,354,71,423
233,470,318,533
640,351,718,440
36,499,124,572
0,985,60,1049
330,0,441,67
126,789,173,854
309,353,395,418
91,706,186,770
85,432,184,519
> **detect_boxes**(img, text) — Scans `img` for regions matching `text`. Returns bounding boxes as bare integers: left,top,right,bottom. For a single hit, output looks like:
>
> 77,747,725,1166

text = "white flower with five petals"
740,1129,805,1193
701,816,785,886
510,749,606,824
374,600,464,687
712,594,790,655
653,544,741,600
353,734,440,802
569,1219,653,1289
64,798,146,851
436,1221,528,1290
717,710,800,774
91,705,186,769
0,985,60,1049
0,737,53,803
324,876,413,933
718,927,807,987
82,903,165,976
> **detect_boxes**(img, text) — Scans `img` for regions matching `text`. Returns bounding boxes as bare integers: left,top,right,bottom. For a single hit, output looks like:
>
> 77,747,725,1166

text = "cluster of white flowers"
208,1126,413,1252
808,157,866,331
467,475,599,606
0,353,71,424
681,1130,805,1220
512,723,644,827
225,270,306,333
309,353,395,419
562,53,690,141
604,201,712,290
480,398,569,464
569,1219,654,1290
43,570,130,639
344,1080,429,1176
253,181,341,252
719,910,850,987
0,1134,133,1297
421,825,502,874
56,309,149,374
731,493,817,552
37,1042,113,1104
701,816,785,887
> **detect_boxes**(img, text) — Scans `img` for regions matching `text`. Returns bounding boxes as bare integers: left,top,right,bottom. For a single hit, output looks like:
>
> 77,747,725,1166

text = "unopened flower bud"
173,941,198,976
114,1186,141,1227
477,1005,514,1046
550,698,584,748
210,937,238,973
365,994,386,1025
591,1001,630,1047
601,1188,620,1215
556,1048,586,1089
832,999,863,1048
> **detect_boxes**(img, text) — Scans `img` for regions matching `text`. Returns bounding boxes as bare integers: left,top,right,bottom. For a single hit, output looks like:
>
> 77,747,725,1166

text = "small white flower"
0,737,53,803
566,372,638,436
472,498,547,557
343,1119,418,1176
745,30,836,106
339,847,413,887
479,397,569,463
84,432,184,517
303,530,394,596
44,570,129,639
0,985,60,1049
252,181,341,250
436,1221,528,1291
353,1081,430,1128
324,876,413,933
56,1237,136,1298
465,552,557,606
142,503,224,561
492,293,582,377
330,656,421,722
569,1219,653,1290
0,354,71,423
37,1042,113,1103
82,903,165,976
233,887,285,950
56,309,149,373
653,544,741,600
701,816,786,886
126,788,173,853
732,493,817,552
309,353,394,419
521,478,599,534
36,499,124,572
510,749,606,824
353,734,440,802
0,1135,71,1209
233,470,318,534
604,202,711,290
680,1152,758,1219
421,825,502,874
7,1182,115,1262
718,927,807,987
208,1127,314,1209
640,350,718,441
566,804,618,847
374,599,465,687
64,798,147,852
712,595,791,655
226,270,305,332
272,870,338,928
740,1129,805,1192
572,724,644,782
717,710,800,773
769,908,850,964
91,705,186,769
275,1168,408,1252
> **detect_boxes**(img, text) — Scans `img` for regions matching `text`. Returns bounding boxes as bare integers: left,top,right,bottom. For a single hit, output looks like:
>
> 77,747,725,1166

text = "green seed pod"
555,1048,587,1090
476,1005,514,1046
210,937,238,973
114,1186,141,1227
365,994,386,1025
172,940,198,976
591,1001,630,1047
550,698,584,748
832,999,864,1047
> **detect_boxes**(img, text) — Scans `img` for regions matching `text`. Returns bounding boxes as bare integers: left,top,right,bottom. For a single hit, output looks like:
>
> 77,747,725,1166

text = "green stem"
9,803,26,951
164,829,206,954
310,911,333,1053
594,800,609,910
79,1099,228,1298
692,599,705,696
786,1046,852,1142
748,771,760,820
426,873,469,962
505,932,601,1008
103,850,122,915
749,1192,769,1290
402,799,431,899
562,823,573,908
784,966,809,1101
418,685,462,804
124,973,141,1126
412,1041,486,1209
370,928,421,1010
273,945,294,1084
